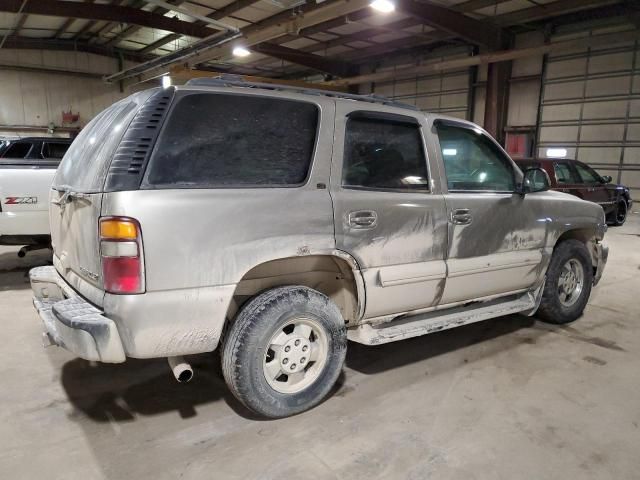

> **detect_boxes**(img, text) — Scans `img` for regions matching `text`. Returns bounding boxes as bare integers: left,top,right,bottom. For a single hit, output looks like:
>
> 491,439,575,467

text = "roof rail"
185,74,419,111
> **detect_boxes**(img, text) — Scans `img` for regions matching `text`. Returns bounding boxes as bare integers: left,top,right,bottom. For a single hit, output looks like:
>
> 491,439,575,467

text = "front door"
331,105,448,319
432,119,545,305
571,161,615,214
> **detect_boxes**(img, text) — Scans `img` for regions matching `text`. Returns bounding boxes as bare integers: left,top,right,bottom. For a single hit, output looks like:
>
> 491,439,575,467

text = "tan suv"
31,77,608,417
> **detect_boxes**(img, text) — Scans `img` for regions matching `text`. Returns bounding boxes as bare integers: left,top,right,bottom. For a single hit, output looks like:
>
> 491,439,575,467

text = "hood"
538,190,607,240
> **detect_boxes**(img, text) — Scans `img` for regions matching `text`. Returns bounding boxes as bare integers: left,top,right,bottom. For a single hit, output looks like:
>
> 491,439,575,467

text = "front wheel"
537,239,593,324
221,286,347,418
613,200,627,226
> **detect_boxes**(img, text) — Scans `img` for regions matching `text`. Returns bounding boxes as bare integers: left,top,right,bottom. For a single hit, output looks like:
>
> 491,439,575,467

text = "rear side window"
553,162,574,184
3,142,32,158
144,93,318,188
54,89,154,193
342,115,429,191
43,142,70,159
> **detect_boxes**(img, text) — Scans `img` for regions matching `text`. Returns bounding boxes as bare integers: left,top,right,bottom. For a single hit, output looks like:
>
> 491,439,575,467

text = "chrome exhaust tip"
167,356,193,383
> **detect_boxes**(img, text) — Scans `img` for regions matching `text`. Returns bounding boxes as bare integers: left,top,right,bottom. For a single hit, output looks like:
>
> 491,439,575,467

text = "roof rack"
185,75,419,111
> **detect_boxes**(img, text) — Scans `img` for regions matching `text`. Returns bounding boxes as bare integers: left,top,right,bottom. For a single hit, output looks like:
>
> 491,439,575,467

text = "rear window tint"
54,90,154,193
43,142,70,159
143,93,318,188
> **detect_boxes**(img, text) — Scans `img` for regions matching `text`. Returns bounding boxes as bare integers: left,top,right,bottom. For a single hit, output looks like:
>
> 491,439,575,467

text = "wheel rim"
263,316,329,394
557,258,585,307
617,202,627,223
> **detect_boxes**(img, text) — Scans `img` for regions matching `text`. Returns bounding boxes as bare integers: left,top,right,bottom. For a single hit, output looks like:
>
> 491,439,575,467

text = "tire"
537,239,593,324
613,200,627,226
221,286,347,418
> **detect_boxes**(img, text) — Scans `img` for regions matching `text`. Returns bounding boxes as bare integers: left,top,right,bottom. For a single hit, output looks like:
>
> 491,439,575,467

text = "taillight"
100,217,145,294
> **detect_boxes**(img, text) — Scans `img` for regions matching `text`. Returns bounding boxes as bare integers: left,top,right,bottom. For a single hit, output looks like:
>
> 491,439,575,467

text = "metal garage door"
536,34,640,199
373,68,471,120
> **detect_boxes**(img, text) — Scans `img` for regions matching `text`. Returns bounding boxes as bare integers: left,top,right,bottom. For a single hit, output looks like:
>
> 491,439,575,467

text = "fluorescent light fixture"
442,148,457,156
233,46,251,57
546,148,567,158
370,0,395,13
161,75,171,88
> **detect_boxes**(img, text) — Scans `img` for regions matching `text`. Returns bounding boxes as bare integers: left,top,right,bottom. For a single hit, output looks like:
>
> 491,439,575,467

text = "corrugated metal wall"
373,68,471,119
370,48,474,120
536,30,640,197
0,49,128,137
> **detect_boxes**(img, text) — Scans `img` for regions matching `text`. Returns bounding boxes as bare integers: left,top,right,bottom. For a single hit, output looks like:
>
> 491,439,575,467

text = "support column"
483,60,512,145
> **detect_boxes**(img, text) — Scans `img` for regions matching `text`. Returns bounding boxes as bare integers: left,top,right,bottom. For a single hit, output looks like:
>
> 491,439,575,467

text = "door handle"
450,208,472,225
348,210,378,229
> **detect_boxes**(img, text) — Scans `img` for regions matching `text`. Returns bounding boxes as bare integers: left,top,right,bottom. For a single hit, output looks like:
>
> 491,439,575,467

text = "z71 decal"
4,196,38,205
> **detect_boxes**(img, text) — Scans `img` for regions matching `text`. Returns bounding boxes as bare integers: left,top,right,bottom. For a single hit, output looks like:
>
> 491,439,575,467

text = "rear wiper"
51,186,91,209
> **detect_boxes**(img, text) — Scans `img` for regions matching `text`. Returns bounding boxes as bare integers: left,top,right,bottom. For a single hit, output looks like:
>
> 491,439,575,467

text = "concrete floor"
1,213,639,480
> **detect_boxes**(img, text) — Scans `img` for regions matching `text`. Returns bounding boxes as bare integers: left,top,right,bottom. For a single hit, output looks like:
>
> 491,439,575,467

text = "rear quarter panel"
0,167,55,235
98,93,336,357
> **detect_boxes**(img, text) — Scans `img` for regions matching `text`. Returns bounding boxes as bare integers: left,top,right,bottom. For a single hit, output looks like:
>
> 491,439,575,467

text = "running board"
348,290,538,346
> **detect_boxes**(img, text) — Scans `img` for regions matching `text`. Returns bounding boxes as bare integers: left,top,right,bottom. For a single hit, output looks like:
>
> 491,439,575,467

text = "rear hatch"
50,90,154,306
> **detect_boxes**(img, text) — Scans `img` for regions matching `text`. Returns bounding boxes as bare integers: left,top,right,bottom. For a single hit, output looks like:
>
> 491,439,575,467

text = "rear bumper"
30,266,125,363
593,242,609,286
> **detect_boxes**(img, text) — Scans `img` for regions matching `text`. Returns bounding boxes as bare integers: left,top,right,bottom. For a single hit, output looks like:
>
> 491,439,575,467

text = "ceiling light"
546,148,567,158
161,75,171,88
233,46,251,57
370,0,395,13
442,148,457,156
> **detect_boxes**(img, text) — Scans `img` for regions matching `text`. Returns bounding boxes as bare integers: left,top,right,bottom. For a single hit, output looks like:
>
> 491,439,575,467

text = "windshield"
53,89,154,193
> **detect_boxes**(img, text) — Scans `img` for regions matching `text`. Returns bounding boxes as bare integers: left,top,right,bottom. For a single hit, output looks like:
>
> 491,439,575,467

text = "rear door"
331,105,448,319
50,91,153,305
570,161,614,213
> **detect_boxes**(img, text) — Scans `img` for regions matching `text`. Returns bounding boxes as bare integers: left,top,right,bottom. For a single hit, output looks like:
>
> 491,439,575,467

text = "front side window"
342,115,429,191
436,123,515,192
554,162,575,184
144,93,318,188
573,162,601,184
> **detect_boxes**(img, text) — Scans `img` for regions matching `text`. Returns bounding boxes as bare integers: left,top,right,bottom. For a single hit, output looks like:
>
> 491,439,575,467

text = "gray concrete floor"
1,213,639,480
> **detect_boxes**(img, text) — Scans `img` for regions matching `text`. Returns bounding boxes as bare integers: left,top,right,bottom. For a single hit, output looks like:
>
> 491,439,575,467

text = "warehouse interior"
1,0,639,478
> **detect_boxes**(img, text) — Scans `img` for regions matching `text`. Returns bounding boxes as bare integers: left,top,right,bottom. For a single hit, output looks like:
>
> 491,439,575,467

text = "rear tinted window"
54,90,154,192
554,162,574,184
343,116,429,191
143,93,318,188
43,142,70,159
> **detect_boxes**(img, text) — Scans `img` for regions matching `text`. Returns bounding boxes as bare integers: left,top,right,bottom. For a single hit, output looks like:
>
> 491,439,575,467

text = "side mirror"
601,175,612,184
520,167,550,194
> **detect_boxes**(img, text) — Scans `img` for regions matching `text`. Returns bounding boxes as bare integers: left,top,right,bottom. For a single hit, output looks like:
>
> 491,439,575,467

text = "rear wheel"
221,286,347,418
613,200,627,226
537,239,593,324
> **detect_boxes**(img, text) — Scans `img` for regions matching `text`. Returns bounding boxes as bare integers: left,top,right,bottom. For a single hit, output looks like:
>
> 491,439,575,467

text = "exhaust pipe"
168,356,193,383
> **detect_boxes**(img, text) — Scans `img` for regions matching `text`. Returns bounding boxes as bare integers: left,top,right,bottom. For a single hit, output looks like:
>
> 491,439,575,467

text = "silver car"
30,77,608,418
